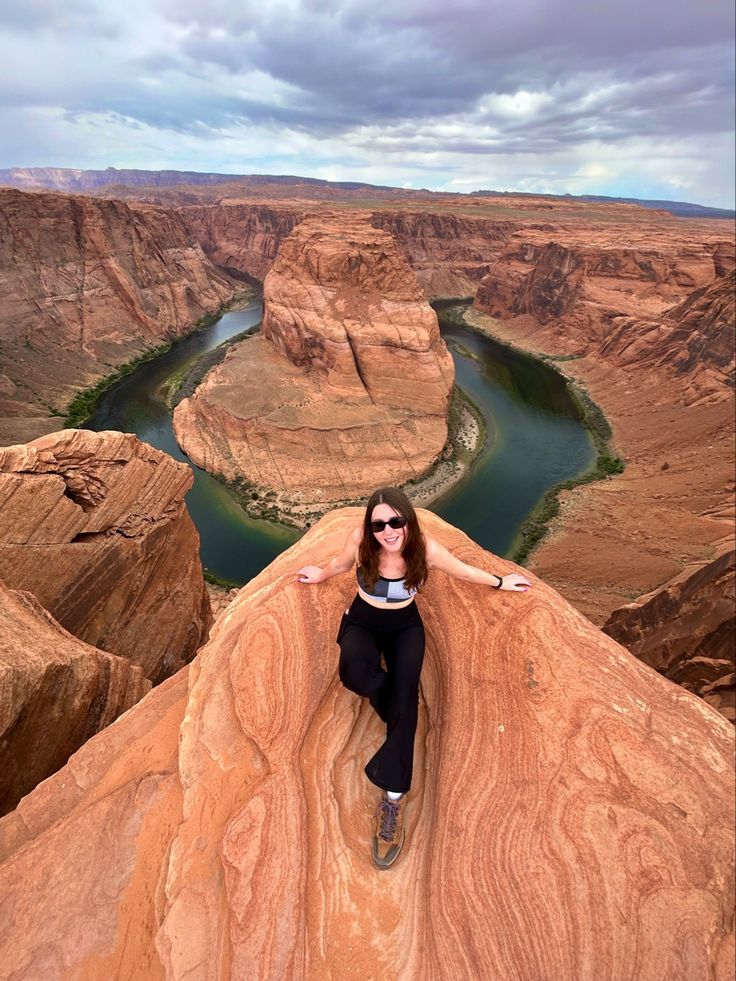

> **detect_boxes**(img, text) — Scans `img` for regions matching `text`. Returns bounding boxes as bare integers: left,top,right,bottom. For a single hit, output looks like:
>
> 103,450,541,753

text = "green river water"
86,298,595,584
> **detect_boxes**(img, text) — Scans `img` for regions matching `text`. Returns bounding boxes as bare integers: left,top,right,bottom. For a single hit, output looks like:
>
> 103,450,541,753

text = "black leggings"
337,594,425,794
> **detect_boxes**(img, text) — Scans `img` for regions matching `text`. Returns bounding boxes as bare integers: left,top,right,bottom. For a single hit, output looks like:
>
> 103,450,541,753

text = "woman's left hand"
500,574,532,592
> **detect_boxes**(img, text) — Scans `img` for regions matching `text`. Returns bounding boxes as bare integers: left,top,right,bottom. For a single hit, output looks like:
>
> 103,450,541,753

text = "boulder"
0,429,211,684
0,510,732,980
0,580,149,816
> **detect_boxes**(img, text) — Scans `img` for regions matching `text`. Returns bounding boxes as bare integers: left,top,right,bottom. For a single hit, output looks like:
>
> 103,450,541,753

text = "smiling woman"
295,485,531,868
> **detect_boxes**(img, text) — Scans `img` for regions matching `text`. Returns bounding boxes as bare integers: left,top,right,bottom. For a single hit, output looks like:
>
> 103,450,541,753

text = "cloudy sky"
1,0,734,207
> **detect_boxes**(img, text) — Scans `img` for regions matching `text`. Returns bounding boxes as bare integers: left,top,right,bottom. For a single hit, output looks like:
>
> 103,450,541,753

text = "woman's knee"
339,645,382,697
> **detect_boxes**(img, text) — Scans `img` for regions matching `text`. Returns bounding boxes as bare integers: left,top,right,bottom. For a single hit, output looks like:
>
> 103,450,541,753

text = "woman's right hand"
295,565,323,585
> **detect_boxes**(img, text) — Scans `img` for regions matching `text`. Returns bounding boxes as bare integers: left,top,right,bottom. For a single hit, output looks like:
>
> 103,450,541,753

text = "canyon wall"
475,229,734,352
0,188,235,444
174,215,455,508
0,580,149,816
600,268,736,403
0,510,732,980
182,202,307,281
181,201,524,297
371,209,518,296
603,548,735,722
465,218,735,628
0,429,211,684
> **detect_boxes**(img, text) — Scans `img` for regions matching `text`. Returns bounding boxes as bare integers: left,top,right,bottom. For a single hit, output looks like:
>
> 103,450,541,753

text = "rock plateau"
0,429,211,684
174,215,455,506
0,510,732,980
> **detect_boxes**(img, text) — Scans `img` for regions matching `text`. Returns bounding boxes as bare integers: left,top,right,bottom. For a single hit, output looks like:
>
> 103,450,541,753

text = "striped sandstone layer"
0,187,234,444
604,548,735,722
467,224,735,627
0,429,211,684
0,510,732,980
0,581,149,816
173,215,455,505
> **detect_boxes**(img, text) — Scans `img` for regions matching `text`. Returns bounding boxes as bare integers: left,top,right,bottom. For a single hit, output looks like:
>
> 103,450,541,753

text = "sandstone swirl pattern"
0,510,732,980
174,215,455,505
0,429,211,684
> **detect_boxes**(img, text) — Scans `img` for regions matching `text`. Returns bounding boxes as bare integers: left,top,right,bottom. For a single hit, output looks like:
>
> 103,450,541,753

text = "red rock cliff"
0,429,211,684
0,188,235,444
182,201,307,281
603,548,735,722
181,200,524,298
0,580,150,816
0,510,732,979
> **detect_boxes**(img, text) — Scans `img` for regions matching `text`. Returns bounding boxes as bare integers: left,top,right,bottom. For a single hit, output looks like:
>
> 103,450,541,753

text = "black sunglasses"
370,516,408,534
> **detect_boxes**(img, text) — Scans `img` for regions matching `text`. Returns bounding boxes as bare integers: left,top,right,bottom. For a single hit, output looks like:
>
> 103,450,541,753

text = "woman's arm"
425,536,531,592
296,526,361,585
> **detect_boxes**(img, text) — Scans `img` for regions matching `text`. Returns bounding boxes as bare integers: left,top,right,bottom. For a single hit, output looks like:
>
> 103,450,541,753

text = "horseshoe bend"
0,509,733,980
0,172,734,978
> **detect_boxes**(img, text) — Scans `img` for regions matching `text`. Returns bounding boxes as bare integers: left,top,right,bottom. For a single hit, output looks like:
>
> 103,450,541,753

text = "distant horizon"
1,1,733,211
2,163,734,214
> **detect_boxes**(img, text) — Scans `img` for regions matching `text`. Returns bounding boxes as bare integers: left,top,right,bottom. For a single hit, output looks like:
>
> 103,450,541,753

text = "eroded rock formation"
466,219,735,625
0,510,732,979
0,580,149,816
601,269,736,403
474,230,734,402
603,548,735,722
182,201,307,281
0,187,234,444
0,429,211,683
181,201,522,297
174,215,455,505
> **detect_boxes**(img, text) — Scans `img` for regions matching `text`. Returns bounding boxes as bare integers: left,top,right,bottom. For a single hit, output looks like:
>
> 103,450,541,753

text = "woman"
296,487,531,868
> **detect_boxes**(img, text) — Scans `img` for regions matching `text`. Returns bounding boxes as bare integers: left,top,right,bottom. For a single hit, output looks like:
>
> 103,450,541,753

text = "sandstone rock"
474,230,733,391
0,510,732,980
0,429,211,684
0,187,234,444
0,580,149,816
466,220,735,626
603,548,735,722
182,201,523,298
601,269,736,403
174,215,455,504
372,209,519,296
182,201,307,281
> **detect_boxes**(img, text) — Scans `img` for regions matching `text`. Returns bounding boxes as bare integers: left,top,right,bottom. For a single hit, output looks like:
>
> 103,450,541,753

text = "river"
86,297,595,584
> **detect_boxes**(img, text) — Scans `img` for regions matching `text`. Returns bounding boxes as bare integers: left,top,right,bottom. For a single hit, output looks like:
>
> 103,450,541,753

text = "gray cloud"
0,0,733,205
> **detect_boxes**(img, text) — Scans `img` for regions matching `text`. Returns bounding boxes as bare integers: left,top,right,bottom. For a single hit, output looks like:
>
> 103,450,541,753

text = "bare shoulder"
350,525,362,546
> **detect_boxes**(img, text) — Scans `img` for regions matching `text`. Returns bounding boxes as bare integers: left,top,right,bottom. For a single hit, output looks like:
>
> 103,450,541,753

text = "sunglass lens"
371,516,408,533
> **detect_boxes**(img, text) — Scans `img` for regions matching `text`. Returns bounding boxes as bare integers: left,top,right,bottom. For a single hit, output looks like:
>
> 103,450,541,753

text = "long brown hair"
358,487,427,592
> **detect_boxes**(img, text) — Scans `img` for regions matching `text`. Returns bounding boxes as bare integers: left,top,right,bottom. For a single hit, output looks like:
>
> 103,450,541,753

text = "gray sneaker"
371,794,406,869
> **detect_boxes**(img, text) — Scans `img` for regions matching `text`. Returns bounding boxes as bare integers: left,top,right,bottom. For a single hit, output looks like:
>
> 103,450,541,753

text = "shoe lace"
378,800,400,842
